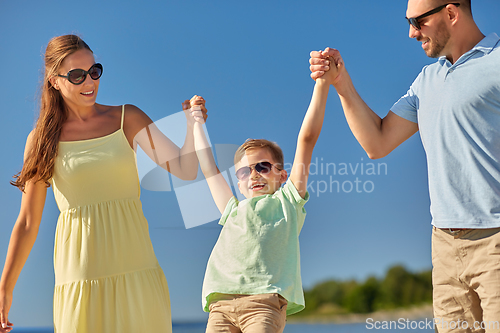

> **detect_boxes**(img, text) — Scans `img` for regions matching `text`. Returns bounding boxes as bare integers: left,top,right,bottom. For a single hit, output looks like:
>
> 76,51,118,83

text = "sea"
13,320,436,333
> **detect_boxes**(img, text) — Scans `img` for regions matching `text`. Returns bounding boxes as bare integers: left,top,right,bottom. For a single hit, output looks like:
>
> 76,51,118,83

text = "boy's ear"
237,180,243,195
280,169,288,184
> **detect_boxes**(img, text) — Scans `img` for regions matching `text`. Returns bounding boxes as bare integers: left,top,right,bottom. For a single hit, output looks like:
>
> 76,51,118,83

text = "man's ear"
447,3,460,26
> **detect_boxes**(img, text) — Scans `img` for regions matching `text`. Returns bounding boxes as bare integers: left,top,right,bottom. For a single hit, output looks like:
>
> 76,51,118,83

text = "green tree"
298,264,432,317
378,265,412,308
344,276,379,313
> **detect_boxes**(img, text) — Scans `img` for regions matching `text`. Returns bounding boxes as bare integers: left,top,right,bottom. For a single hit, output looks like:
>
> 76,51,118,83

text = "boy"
189,55,335,333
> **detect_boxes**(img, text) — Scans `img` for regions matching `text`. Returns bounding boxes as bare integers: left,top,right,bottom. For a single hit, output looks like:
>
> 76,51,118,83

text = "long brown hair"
12,35,92,191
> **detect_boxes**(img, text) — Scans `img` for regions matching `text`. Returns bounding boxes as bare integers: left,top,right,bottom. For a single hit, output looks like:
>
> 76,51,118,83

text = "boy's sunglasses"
406,3,460,30
235,161,280,181
57,63,103,85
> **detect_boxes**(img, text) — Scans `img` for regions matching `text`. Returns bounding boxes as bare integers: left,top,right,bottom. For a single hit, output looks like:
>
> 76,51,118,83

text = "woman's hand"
0,292,13,333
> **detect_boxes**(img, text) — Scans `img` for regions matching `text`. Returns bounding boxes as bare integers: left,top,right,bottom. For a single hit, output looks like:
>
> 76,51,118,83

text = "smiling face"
235,148,287,199
407,0,452,58
51,49,99,109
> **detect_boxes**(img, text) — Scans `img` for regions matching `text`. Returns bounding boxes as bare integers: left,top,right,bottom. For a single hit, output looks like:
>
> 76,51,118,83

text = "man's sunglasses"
406,3,460,30
235,161,280,181
57,63,103,85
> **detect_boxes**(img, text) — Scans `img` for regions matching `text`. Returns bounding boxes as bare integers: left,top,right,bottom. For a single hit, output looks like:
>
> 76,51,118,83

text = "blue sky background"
1,0,499,327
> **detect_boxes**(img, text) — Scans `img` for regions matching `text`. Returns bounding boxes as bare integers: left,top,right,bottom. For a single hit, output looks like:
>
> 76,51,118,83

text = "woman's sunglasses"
57,63,103,85
235,161,280,181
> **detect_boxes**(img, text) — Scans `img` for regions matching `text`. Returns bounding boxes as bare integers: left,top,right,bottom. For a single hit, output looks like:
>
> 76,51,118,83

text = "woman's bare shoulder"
118,104,154,145
122,104,153,124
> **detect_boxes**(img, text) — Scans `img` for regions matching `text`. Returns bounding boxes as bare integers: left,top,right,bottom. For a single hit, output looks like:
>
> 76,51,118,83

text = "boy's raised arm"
290,56,335,198
189,96,234,214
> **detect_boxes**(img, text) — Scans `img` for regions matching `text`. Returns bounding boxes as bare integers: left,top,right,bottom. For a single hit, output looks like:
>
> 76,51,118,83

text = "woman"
0,34,205,332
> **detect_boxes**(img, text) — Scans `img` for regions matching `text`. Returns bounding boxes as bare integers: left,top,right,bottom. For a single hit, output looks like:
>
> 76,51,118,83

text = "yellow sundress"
50,106,172,332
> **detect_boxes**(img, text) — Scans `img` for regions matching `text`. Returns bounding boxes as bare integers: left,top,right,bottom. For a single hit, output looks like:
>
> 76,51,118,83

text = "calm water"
14,321,435,333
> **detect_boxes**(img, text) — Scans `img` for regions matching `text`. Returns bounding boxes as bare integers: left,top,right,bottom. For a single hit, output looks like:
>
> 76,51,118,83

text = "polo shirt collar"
438,32,500,65
474,32,500,55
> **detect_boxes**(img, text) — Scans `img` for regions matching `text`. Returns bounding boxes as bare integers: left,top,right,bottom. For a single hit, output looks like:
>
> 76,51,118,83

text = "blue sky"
1,0,499,327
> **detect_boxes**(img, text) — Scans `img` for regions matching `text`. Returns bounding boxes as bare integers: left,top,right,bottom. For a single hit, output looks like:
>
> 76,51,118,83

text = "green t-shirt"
202,179,309,315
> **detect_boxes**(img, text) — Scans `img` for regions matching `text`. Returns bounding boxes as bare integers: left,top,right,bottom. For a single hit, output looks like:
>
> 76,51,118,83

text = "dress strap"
121,105,125,129
146,124,160,165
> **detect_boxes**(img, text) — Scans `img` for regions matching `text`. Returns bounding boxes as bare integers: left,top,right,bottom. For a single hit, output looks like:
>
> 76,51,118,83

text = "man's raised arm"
310,48,418,159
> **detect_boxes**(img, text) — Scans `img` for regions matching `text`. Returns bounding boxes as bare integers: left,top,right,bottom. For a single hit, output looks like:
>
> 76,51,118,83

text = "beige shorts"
206,293,287,333
432,227,500,333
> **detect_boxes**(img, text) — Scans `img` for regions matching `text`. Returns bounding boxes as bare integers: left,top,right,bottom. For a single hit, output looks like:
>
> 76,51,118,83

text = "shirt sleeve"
281,179,309,231
281,179,309,207
219,196,238,226
390,72,423,124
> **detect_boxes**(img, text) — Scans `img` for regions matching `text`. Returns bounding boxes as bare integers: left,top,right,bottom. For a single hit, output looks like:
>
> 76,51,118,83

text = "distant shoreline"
14,305,434,332
288,303,433,324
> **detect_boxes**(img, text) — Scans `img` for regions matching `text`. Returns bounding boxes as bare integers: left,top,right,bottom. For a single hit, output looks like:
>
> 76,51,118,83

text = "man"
310,1,500,332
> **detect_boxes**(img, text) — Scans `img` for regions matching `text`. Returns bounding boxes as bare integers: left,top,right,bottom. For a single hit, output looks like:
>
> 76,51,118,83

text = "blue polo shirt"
391,33,500,229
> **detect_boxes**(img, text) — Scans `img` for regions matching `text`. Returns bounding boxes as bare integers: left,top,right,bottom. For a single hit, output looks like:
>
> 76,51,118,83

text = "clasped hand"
184,95,207,124
309,47,344,85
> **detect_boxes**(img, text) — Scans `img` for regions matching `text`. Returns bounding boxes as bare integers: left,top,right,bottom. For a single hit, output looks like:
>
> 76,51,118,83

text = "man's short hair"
435,0,471,14
234,139,284,169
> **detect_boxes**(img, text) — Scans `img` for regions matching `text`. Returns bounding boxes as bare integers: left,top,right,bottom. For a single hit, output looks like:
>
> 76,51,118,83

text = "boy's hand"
183,95,208,125
316,56,336,86
190,95,207,123
309,49,330,80
310,47,345,87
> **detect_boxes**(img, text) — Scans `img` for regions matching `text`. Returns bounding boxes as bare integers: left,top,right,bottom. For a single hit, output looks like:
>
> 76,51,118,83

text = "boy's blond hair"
234,139,284,169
